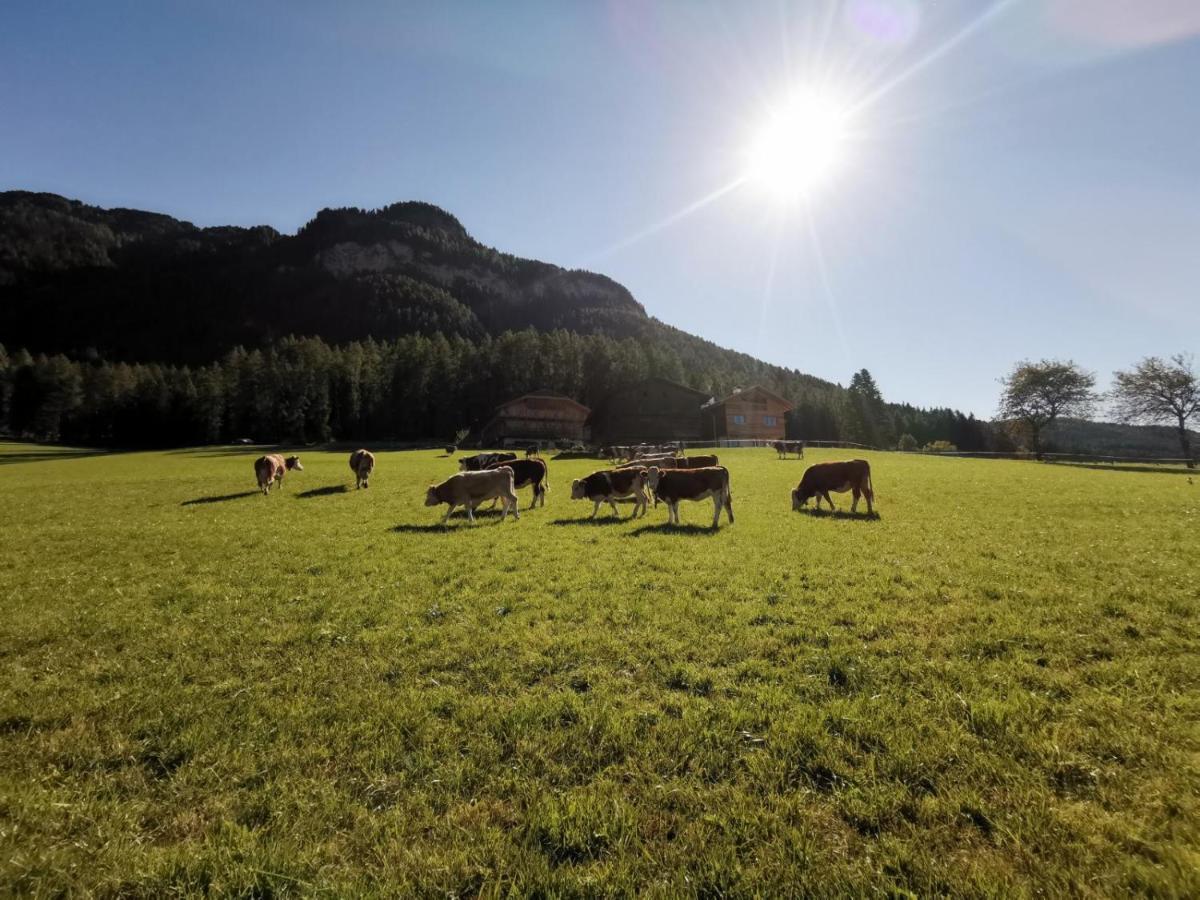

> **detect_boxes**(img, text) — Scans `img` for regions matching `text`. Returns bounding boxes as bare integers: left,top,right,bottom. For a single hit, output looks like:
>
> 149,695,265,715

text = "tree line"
0,333,995,450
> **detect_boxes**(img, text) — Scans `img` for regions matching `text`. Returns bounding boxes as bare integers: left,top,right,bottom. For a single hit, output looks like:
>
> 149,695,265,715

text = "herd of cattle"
252,445,874,527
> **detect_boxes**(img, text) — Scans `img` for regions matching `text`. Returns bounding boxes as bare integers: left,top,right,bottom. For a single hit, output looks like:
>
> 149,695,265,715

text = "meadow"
1,442,1197,897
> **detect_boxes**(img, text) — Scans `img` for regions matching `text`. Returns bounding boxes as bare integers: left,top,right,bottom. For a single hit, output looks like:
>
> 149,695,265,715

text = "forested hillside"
0,191,1144,453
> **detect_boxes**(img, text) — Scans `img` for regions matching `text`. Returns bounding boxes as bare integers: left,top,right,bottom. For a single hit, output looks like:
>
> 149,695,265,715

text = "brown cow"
570,467,650,519
791,459,874,514
349,449,375,489
425,469,519,523
254,454,302,495
647,466,733,528
485,457,549,508
676,454,719,469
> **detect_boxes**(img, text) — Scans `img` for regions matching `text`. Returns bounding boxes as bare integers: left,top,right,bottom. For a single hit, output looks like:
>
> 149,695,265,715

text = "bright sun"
746,89,849,200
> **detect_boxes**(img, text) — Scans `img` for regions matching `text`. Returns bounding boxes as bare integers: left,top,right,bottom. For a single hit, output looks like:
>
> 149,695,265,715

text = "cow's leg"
725,490,734,524
712,495,722,528
441,504,456,524
851,487,860,513
609,499,619,517
822,491,835,510
508,494,520,520
590,499,601,519
865,485,874,515
467,504,477,524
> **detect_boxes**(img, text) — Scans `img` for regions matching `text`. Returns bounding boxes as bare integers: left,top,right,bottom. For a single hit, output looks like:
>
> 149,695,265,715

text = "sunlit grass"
1,443,1197,895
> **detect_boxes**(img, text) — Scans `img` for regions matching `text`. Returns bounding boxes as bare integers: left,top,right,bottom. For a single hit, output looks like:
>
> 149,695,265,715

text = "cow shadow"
549,516,633,527
181,490,260,506
629,522,725,536
799,509,881,522
296,484,350,499
391,523,455,533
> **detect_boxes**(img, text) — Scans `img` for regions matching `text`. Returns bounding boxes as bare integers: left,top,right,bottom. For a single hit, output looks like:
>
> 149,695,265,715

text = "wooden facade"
587,377,711,445
703,386,793,441
479,391,590,446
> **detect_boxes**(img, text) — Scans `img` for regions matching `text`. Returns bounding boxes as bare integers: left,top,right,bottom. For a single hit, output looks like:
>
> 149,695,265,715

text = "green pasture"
1,442,1197,896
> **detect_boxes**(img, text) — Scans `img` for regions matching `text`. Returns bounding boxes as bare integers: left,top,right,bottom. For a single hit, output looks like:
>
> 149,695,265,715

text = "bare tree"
998,359,1097,460
1111,354,1198,468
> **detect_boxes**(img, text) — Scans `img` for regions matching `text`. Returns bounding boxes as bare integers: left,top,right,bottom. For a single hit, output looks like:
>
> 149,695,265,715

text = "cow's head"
792,486,811,511
646,466,663,490
458,459,469,471
285,455,303,471
424,485,442,506
570,479,587,500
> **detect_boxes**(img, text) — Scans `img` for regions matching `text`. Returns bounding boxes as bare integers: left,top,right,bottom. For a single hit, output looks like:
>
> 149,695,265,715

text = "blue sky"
3,0,1198,417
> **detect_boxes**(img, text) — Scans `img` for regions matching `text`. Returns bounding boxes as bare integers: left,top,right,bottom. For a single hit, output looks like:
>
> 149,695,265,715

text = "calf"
485,457,549,508
254,454,302,495
459,452,517,472
425,469,520,523
791,459,873,514
349,449,375,489
647,466,733,528
570,467,649,519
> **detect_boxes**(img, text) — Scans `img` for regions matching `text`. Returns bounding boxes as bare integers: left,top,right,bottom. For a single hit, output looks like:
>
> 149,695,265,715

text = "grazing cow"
254,454,302,495
647,466,733,528
570,467,650,519
524,444,540,458
444,445,456,455
459,452,517,472
791,459,874,514
773,441,805,459
485,457,549,508
425,468,520,523
616,454,679,470
676,454,719,469
349,449,375,489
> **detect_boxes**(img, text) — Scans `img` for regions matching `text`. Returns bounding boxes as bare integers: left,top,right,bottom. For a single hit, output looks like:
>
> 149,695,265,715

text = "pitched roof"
708,384,794,411
495,390,591,415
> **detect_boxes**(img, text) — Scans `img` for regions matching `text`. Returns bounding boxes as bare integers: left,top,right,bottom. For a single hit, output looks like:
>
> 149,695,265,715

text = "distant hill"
1044,419,1198,459
0,191,664,363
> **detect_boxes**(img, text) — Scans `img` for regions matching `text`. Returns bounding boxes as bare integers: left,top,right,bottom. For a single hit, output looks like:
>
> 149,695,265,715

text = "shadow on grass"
296,484,350,499
629,522,726,536
798,509,882,522
166,446,289,458
0,449,126,466
181,491,260,506
1047,461,1196,476
548,516,636,526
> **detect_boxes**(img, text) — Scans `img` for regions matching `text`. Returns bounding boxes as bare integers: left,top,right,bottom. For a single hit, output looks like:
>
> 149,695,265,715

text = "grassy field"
1,442,1197,897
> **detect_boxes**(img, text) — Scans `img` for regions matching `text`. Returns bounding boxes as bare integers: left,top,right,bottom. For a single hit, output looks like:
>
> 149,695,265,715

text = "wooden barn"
479,390,590,447
587,377,711,445
702,385,793,442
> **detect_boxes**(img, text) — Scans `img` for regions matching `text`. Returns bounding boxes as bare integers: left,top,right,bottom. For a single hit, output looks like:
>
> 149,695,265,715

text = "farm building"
478,390,590,447
587,377,711,445
702,385,793,442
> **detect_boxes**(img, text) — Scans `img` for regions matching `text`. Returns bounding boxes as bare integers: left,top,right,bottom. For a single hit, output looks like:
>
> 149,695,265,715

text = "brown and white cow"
676,454,719,469
773,441,805,459
459,452,518,472
485,457,549,508
791,459,874,514
349,449,375,489
254,454,302,495
570,467,650,519
647,465,733,528
425,468,520,523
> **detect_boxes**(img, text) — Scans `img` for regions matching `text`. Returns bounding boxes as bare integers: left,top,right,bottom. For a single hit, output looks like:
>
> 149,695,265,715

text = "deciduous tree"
1111,354,1198,467
998,360,1096,460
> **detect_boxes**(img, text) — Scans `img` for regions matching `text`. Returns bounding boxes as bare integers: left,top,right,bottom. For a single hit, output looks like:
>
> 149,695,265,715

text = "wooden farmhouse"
587,377,711,445
479,390,590,447
702,385,793,442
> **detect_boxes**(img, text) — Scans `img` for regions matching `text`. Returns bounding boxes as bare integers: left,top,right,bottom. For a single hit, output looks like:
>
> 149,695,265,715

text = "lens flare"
746,89,849,201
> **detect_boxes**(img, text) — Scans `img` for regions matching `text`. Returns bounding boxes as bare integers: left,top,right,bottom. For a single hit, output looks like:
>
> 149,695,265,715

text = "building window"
732,414,746,425
764,415,777,426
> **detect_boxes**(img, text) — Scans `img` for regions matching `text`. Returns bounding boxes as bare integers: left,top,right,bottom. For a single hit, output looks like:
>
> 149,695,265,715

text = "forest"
0,333,994,450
